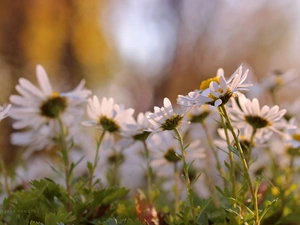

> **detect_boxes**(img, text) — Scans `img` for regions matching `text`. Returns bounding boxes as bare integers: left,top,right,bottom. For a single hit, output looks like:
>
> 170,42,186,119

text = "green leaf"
100,187,129,205
87,161,93,173
215,185,226,197
30,222,44,225
45,212,75,225
228,197,254,216
259,198,278,223
228,146,240,158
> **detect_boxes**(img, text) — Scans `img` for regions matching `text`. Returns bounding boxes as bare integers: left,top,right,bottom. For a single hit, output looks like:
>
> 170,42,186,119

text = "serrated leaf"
30,222,44,225
45,212,75,225
101,187,129,205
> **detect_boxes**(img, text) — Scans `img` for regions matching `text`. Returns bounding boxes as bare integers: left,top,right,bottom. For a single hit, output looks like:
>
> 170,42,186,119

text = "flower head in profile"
126,112,154,141
9,65,91,151
228,95,288,136
185,105,212,124
147,98,185,132
0,104,11,122
177,65,251,108
81,96,135,134
116,112,154,150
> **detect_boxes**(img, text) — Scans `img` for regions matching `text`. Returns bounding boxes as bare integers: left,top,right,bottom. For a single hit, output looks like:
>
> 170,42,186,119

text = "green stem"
174,162,180,215
220,105,260,225
108,148,122,187
286,153,295,190
57,117,71,195
57,117,73,212
218,107,236,198
247,128,257,164
89,130,106,189
142,140,153,201
174,128,197,224
270,88,278,106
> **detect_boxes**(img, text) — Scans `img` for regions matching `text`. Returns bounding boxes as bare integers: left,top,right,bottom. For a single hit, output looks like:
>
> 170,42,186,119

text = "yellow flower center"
208,93,217,100
275,76,284,86
52,91,59,97
200,76,220,90
292,133,300,142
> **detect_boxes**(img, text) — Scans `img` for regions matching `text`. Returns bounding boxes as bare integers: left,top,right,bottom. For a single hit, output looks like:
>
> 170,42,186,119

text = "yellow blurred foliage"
72,0,111,66
21,0,69,62
20,0,112,68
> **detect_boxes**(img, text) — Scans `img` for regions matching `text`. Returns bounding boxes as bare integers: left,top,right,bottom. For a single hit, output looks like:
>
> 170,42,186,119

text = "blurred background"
1,0,300,164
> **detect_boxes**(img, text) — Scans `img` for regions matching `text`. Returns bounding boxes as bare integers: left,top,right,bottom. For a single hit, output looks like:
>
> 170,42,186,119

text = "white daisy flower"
262,69,299,92
148,131,206,177
268,135,300,169
0,104,11,122
147,98,186,132
11,118,90,155
177,65,252,108
214,127,272,178
185,105,216,125
9,65,91,150
228,95,289,136
283,117,300,149
147,131,206,199
116,112,154,149
14,155,61,189
124,111,154,140
81,95,135,134
11,126,55,154
215,125,271,149
281,99,300,122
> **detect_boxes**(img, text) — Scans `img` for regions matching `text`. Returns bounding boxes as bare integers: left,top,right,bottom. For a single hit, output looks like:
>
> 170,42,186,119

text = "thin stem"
286,153,295,189
218,107,236,198
247,128,257,164
174,128,197,224
270,88,278,106
220,105,260,225
202,121,226,186
142,140,153,201
108,148,122,187
174,162,180,215
57,117,71,195
57,117,73,212
281,153,296,212
89,130,106,189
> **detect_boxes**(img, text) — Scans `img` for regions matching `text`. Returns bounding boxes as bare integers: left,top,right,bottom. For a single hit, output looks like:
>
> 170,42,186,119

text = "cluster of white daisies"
1,64,300,197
